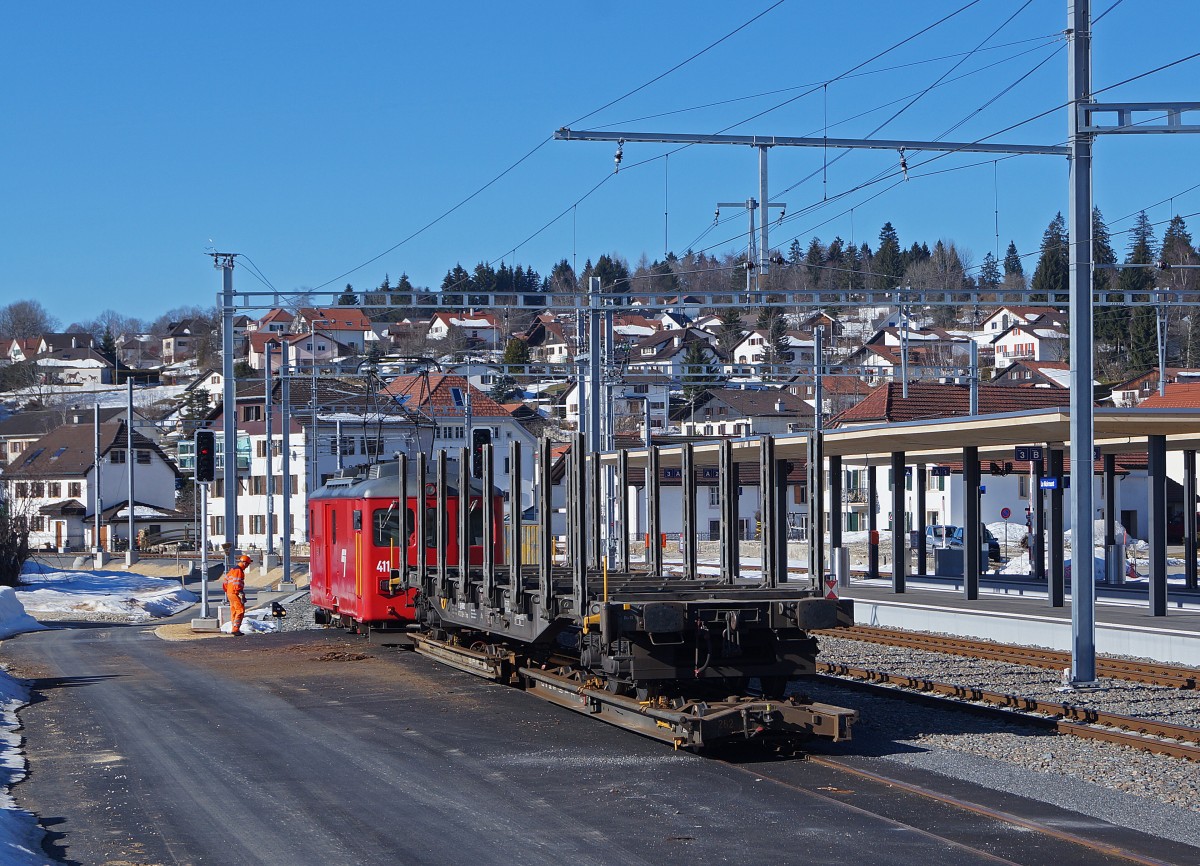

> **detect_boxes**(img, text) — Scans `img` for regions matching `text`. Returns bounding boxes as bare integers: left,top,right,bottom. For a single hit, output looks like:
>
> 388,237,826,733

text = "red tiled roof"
382,373,511,417
830,382,1073,426
1137,383,1200,409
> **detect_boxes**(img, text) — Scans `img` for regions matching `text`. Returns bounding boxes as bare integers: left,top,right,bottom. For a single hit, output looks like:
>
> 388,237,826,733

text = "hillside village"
3,280,1200,564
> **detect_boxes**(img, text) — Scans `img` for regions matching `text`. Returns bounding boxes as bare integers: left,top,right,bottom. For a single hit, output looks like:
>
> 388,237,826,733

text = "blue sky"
2,1,1197,327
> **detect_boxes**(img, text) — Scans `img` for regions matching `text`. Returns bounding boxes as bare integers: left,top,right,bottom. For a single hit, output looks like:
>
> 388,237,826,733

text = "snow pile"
16,563,196,622
0,590,52,862
219,615,278,635
0,591,45,640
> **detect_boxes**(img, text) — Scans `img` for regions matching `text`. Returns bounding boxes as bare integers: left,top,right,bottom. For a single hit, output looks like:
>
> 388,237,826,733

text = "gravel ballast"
805,632,1200,848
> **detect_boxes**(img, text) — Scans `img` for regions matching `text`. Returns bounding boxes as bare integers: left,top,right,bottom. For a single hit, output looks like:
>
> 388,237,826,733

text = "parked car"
949,524,1002,562
925,524,959,547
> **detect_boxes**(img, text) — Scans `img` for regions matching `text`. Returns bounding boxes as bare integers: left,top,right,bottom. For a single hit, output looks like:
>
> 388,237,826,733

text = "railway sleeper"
409,629,857,751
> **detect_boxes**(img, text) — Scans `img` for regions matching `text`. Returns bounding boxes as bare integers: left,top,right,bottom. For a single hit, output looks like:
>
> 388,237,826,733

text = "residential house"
991,323,1068,369
1109,369,1200,407
296,307,375,355
200,376,433,552
32,347,114,387
427,311,502,349
1,338,41,365
555,375,671,436
625,328,721,378
521,315,574,366
826,382,1081,536
382,373,538,510
726,330,815,380
679,388,810,438
979,306,1066,335
162,320,201,365
991,360,1076,388
2,420,179,551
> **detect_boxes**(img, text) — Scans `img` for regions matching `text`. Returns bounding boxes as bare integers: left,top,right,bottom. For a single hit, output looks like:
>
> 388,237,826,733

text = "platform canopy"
601,407,1200,468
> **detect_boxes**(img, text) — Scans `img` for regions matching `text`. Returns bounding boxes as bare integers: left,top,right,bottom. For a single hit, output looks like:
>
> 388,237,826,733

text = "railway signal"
471,428,491,478
194,430,215,483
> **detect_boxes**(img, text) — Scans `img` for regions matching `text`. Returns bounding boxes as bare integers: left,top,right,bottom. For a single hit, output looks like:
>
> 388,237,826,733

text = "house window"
14,482,27,497
450,388,465,407
211,516,224,536
30,517,44,532
110,451,126,464
29,482,44,497
137,450,151,464
242,406,262,422
250,515,266,534
69,482,82,498
47,482,62,498
256,440,268,458
709,487,720,507
1019,475,1029,497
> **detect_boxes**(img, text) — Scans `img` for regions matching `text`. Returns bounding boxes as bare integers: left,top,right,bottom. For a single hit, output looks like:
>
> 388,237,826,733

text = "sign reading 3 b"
1014,446,1044,462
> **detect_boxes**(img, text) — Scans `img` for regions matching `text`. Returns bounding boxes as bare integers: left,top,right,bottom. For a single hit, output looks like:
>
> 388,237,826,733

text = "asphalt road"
4,621,1196,866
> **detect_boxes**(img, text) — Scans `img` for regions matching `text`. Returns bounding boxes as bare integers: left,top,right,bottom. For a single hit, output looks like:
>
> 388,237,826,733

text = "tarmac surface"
5,615,1199,865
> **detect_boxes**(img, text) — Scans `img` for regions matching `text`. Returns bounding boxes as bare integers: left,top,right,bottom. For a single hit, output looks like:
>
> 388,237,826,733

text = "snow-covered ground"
15,562,197,621
0,562,210,861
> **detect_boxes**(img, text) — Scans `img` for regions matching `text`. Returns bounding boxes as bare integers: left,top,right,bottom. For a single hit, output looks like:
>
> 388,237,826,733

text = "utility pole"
280,340,293,583
211,252,239,568
125,378,137,566
716,197,785,295
264,340,277,563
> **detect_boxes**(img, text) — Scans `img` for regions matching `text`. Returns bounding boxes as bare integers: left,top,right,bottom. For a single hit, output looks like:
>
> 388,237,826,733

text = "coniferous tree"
1092,207,1123,350
1002,241,1025,291
872,222,903,291
1159,216,1200,365
978,252,1001,295
338,283,357,305
804,237,825,285
1030,213,1069,303
394,273,415,306
440,264,472,307
1122,212,1158,373
787,239,803,266
681,340,722,401
843,243,864,295
717,307,745,353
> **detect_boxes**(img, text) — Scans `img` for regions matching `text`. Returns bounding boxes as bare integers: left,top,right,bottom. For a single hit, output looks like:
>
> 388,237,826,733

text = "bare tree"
0,299,59,340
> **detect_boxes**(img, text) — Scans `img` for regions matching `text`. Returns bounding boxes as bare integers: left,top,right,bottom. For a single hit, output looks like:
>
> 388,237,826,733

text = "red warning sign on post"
824,578,839,600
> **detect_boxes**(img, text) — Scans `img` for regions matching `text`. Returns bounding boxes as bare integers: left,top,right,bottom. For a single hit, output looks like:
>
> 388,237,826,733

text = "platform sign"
1015,446,1044,462
662,468,682,479
824,577,839,600
1000,507,1012,520
1039,477,1058,490
930,466,951,477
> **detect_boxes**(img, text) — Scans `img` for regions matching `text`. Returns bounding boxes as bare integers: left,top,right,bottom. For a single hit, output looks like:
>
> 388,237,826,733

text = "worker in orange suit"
222,554,250,635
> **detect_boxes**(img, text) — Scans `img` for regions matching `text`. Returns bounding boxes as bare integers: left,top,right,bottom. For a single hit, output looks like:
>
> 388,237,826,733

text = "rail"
817,625,1199,689
817,662,1200,762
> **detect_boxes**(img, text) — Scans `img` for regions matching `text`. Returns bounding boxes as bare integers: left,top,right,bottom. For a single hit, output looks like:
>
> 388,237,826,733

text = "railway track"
815,661,1200,762
817,625,1200,689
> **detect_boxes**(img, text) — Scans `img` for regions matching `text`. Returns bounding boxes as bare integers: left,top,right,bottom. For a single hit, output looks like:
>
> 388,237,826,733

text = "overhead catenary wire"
418,0,1026,300
306,2,792,294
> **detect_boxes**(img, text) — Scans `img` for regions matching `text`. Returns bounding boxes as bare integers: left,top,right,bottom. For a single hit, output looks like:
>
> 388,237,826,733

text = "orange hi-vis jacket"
222,565,246,593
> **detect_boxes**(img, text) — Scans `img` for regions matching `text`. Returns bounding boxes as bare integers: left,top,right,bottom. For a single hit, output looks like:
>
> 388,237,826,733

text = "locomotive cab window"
425,507,438,548
469,499,485,545
353,509,362,531
373,507,400,546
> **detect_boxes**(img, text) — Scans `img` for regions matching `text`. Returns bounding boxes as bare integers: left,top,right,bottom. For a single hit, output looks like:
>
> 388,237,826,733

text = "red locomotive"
308,460,504,634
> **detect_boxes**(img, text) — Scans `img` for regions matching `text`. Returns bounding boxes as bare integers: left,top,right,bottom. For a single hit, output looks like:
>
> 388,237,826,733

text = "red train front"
308,459,504,633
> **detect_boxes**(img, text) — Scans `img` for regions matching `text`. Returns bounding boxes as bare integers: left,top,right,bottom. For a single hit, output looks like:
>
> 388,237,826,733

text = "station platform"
840,574,1200,667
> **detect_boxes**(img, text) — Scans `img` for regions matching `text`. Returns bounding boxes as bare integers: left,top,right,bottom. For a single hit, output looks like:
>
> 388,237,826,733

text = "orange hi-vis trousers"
225,585,245,634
